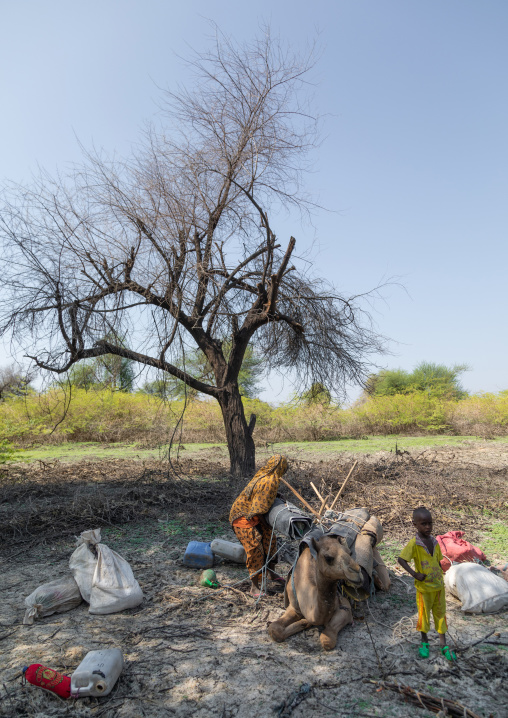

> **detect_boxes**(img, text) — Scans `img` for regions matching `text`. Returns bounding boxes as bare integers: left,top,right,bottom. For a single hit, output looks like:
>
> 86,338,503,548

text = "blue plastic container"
183,541,214,569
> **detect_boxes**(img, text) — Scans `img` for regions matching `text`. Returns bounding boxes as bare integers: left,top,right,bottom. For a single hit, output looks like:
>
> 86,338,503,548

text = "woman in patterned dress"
229,454,288,596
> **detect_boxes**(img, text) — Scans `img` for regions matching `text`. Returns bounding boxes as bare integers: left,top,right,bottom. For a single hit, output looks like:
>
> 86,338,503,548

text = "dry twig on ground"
364,679,483,717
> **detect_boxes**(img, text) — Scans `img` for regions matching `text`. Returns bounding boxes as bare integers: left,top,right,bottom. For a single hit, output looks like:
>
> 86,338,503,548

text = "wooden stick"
319,493,332,516
328,460,358,512
222,585,251,602
279,477,321,519
309,482,324,502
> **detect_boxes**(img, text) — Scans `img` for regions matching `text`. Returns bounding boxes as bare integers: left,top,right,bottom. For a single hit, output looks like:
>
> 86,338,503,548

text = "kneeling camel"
268,535,363,650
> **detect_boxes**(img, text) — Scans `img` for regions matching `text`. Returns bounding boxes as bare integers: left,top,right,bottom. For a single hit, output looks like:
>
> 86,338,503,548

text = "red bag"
23,664,71,699
436,531,486,572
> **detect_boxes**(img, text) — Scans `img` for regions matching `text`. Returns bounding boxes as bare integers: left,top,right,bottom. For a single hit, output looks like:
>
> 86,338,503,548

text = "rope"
365,599,460,656
190,526,294,606
362,601,421,655
256,519,279,606
192,504,315,607
255,504,313,606
287,552,301,614
256,507,368,608
195,506,368,607
318,510,368,540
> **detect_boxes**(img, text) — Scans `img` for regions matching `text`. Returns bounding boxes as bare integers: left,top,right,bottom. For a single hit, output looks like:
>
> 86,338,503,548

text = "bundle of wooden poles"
279,461,358,520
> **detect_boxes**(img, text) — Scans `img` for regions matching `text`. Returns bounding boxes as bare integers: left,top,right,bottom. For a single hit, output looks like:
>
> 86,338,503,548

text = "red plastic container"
23,664,71,699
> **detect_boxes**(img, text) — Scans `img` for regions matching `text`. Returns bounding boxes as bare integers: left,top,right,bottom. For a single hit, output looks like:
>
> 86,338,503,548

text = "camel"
371,547,391,592
268,535,364,650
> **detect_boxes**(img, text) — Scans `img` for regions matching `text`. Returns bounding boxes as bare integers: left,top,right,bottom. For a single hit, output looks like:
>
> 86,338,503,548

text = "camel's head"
311,536,362,584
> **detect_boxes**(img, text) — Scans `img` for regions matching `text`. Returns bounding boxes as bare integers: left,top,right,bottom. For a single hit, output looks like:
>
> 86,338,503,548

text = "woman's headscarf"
245,454,288,498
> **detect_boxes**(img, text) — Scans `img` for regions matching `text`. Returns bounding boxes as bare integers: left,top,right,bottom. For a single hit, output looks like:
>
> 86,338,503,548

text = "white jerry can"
210,539,247,564
71,648,124,697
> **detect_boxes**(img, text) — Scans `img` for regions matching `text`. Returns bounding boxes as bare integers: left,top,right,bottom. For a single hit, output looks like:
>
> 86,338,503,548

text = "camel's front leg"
319,596,353,651
373,547,391,591
268,606,310,643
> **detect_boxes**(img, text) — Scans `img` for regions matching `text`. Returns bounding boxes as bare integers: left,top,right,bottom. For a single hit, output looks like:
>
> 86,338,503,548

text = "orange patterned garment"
229,455,288,524
233,516,278,580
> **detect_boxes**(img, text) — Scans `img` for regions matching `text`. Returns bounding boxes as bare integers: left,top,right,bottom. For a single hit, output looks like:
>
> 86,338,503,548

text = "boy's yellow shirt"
399,537,445,593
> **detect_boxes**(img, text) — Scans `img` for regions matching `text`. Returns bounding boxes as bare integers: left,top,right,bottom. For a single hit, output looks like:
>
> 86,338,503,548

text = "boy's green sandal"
441,646,457,661
419,642,430,658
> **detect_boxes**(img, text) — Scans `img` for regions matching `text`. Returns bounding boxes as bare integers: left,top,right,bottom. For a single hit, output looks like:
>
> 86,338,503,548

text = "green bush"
0,439,20,464
0,386,507,447
365,362,469,400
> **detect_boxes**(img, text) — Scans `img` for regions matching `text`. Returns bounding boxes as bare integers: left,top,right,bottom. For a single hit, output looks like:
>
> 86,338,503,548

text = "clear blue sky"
1,1,506,402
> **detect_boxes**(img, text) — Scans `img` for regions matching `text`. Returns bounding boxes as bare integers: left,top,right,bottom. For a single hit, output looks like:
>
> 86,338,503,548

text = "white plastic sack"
445,562,508,614
69,529,101,602
23,576,82,625
89,543,144,614
69,528,143,614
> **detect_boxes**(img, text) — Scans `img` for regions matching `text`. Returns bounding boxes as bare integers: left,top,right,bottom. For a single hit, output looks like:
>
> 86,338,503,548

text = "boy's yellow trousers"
416,589,447,634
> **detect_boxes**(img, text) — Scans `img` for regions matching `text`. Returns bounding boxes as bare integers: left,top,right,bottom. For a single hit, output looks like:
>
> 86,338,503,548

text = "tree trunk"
217,384,256,477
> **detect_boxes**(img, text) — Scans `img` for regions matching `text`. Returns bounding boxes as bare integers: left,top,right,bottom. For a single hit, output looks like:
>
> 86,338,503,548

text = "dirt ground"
1,441,507,718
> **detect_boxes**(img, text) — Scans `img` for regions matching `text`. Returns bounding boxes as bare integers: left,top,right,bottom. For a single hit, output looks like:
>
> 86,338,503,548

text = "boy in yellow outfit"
398,507,456,661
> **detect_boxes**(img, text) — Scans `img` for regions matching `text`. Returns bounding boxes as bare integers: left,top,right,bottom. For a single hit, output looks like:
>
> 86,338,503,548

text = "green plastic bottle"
199,569,220,589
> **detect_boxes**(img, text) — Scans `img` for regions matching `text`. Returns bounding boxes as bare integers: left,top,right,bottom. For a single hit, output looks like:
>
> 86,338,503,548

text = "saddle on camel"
268,509,390,650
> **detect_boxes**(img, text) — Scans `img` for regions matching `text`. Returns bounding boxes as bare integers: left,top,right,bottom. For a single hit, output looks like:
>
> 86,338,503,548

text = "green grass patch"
157,518,223,541
0,440,23,464
480,522,508,561
20,442,153,462
13,435,505,464
17,441,227,464
377,540,403,567
478,644,508,653
101,518,226,555
267,435,497,455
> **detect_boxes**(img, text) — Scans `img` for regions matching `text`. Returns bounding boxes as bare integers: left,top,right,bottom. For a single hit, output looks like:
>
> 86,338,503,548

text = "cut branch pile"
0,458,240,546
286,451,507,543
2,449,506,549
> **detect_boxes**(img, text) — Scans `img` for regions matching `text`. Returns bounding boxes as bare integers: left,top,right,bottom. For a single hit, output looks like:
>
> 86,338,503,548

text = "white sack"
69,528,143,614
23,576,82,625
69,529,101,602
445,563,508,614
88,543,143,615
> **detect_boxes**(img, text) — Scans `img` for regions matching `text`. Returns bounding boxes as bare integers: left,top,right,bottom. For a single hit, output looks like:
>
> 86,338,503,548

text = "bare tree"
0,30,384,475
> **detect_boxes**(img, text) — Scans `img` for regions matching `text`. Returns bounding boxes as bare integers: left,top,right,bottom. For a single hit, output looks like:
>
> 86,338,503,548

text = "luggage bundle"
445,562,508,614
436,530,486,571
23,528,143,624
265,498,313,540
